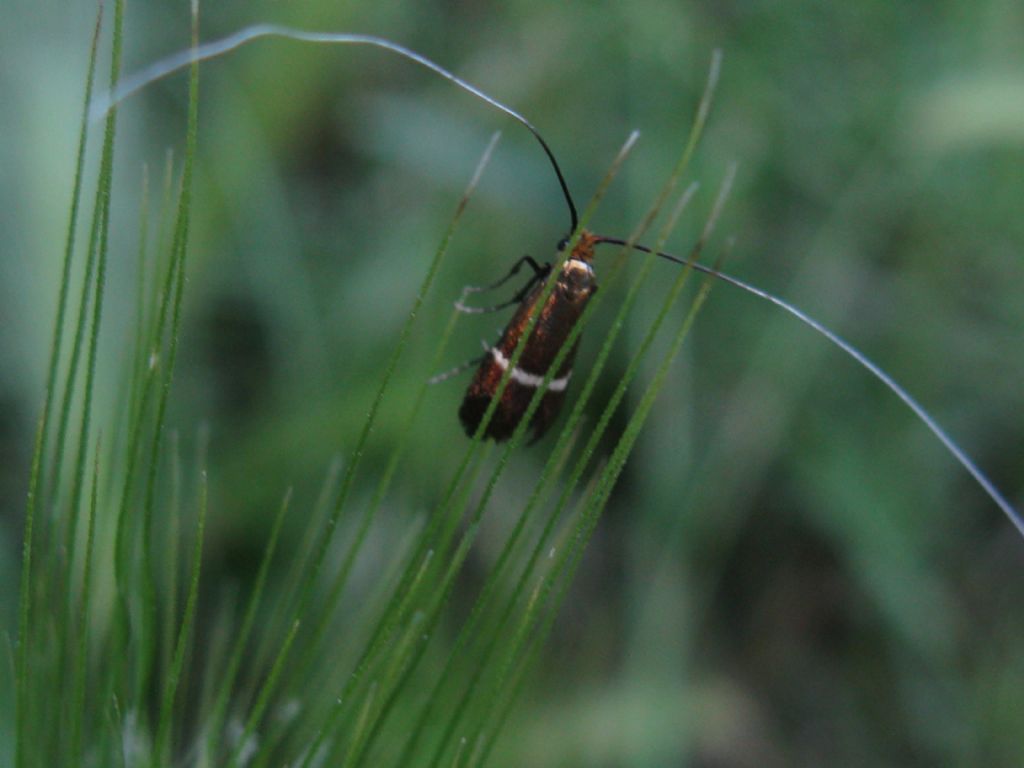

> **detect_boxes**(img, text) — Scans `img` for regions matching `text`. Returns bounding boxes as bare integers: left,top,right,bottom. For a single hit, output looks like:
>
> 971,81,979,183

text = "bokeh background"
3,0,1024,765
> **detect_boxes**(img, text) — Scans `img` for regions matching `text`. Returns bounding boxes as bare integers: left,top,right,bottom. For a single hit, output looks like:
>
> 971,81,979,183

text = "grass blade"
69,442,102,767
136,1,201,713
154,465,209,762
35,5,104,505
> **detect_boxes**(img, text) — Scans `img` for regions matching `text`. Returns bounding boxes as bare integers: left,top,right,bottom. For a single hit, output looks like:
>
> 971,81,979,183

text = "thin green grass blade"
46,163,98,535
203,488,292,763
154,463,209,764
137,5,200,714
140,150,176,395
103,169,154,505
133,202,178,710
338,681,379,768
69,442,101,768
127,164,151,431
450,737,470,768
161,431,182,696
15,411,47,768
109,695,127,768
35,5,104,506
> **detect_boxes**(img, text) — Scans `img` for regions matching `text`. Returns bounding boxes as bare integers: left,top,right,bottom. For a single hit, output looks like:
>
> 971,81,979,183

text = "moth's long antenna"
89,27,580,235
595,235,1023,536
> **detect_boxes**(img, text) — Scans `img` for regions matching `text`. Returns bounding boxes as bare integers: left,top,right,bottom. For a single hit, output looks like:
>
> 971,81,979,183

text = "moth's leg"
460,255,547,295
428,352,487,385
455,256,550,314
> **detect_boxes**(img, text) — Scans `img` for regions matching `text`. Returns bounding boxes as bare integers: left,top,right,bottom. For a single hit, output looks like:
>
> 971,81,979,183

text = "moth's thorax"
556,229,600,303
558,258,596,303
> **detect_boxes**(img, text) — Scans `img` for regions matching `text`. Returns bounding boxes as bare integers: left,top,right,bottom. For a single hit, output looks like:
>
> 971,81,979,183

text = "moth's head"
556,230,599,263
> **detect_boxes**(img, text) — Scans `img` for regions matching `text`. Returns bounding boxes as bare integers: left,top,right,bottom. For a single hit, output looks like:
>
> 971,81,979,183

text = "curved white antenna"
89,26,579,234
598,235,1023,536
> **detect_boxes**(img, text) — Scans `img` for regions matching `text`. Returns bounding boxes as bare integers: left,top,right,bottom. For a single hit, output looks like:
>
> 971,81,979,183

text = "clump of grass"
13,6,726,767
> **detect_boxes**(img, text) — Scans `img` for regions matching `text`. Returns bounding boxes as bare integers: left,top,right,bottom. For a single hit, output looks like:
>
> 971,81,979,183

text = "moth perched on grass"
93,28,1023,532
456,231,601,442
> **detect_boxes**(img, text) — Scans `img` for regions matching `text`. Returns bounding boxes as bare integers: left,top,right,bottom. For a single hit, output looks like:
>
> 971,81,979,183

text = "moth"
458,232,602,442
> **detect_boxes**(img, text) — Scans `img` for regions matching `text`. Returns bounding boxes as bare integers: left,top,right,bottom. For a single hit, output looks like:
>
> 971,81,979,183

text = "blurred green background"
3,0,1024,765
